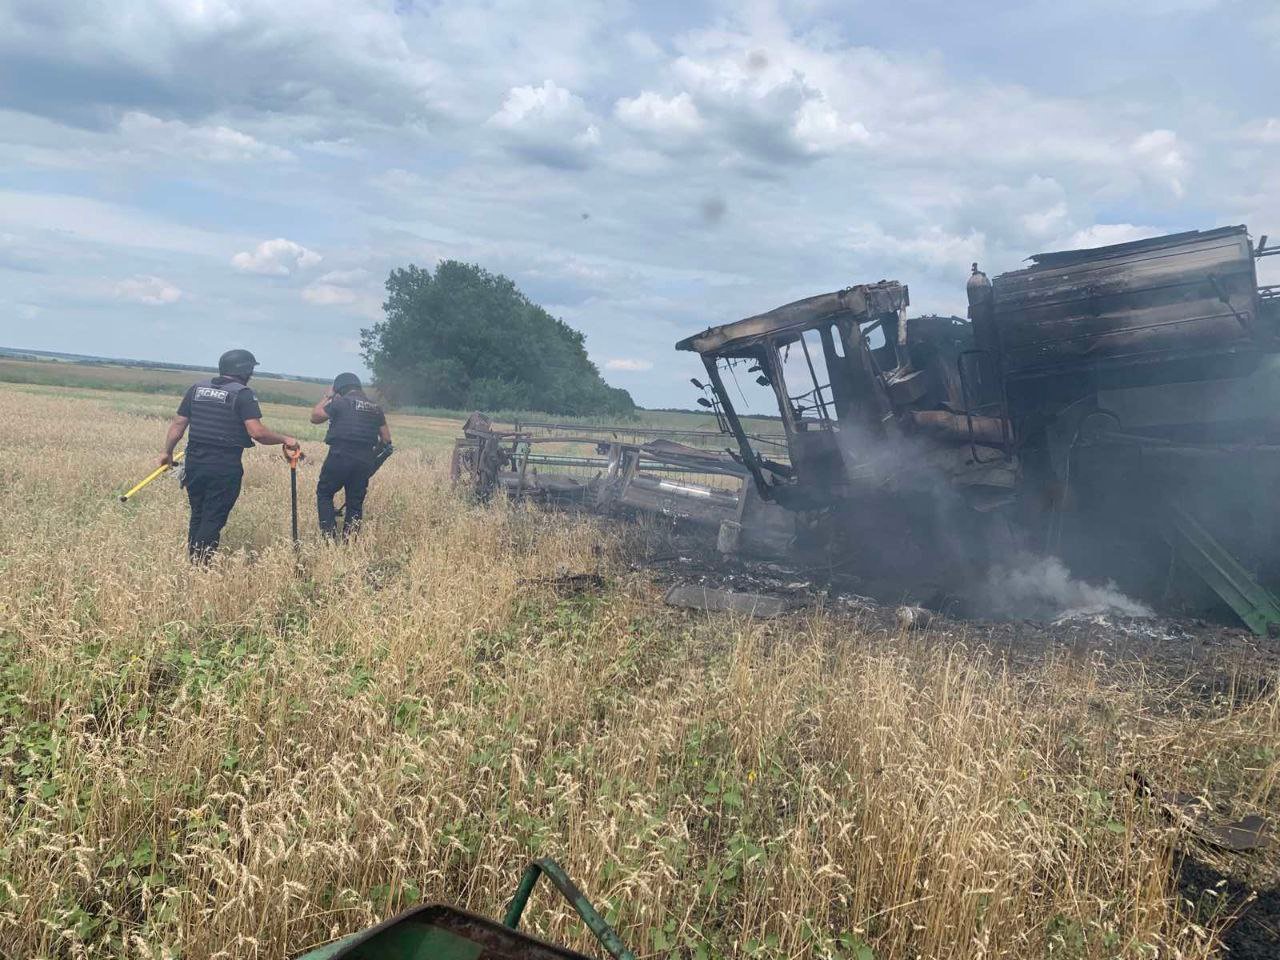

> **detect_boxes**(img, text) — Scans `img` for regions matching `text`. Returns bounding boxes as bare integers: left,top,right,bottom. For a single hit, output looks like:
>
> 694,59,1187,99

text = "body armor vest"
325,392,383,447
187,378,254,449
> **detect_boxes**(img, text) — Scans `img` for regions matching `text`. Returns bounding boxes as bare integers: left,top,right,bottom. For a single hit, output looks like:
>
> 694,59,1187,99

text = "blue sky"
1,0,1277,408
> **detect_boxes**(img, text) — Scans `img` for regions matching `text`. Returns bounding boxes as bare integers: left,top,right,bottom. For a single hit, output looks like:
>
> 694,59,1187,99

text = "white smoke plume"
978,553,1153,621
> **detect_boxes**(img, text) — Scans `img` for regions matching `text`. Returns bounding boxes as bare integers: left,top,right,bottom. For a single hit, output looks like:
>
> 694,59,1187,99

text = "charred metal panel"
676,282,908,357
910,410,1007,446
616,474,743,527
992,226,1268,381
736,480,796,555
902,314,972,410
1262,287,1279,332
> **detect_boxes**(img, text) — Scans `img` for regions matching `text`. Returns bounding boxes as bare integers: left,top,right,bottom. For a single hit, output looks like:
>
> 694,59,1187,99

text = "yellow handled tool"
120,450,186,503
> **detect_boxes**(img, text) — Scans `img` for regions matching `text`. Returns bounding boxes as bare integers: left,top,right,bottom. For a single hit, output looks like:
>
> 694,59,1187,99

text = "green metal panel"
291,904,595,960
1165,503,1280,636
503,859,636,960
296,924,483,960
290,860,633,960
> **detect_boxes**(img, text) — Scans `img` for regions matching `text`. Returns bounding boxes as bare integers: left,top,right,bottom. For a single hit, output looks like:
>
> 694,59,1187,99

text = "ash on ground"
627,526,1280,683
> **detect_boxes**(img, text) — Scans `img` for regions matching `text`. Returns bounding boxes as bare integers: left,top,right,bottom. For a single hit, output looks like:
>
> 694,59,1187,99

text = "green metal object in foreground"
504,859,636,960
292,859,636,960
1165,502,1280,636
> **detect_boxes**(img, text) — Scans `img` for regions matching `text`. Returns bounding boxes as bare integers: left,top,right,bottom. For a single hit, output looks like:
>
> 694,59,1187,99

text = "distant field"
0,380,469,454
0,381,766,464
0,356,326,406
0,355,780,436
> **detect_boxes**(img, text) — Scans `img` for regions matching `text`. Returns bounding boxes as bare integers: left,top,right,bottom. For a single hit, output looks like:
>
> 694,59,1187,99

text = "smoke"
730,329,1164,623
819,398,1156,622
977,553,1153,621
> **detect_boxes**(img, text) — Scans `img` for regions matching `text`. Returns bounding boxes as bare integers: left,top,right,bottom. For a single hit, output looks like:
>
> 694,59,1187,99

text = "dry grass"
0,384,1276,960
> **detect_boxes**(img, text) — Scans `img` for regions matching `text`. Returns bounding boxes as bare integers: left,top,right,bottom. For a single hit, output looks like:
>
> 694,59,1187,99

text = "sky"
1,0,1278,409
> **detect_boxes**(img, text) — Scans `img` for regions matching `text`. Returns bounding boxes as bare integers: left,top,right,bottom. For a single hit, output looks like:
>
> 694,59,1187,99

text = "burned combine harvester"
676,225,1280,631
456,225,1280,632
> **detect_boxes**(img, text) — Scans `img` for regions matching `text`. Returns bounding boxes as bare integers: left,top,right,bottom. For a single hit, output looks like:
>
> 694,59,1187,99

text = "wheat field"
1,383,1276,960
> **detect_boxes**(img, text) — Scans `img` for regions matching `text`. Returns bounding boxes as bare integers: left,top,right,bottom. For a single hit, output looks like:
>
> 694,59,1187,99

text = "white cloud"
792,98,871,153
367,167,430,195
0,107,294,172
0,190,229,256
623,30,663,61
671,53,820,164
1021,203,1069,238
656,14,1205,192
0,229,50,272
615,91,704,137
231,238,322,276
952,177,1070,250
302,267,370,306
1063,224,1163,249
301,284,358,306
0,1,444,130
113,274,182,305
316,268,369,285
489,80,601,168
118,112,294,163
305,138,366,158
843,224,985,273
299,263,384,314
666,36,880,164
491,80,589,129
1131,129,1188,197
604,358,653,372
1242,118,1280,144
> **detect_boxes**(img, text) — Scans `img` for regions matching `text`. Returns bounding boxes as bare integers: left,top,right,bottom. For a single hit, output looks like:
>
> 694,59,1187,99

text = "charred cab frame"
677,280,1013,513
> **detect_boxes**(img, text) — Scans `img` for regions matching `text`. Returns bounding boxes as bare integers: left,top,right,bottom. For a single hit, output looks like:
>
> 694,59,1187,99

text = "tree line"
360,261,635,416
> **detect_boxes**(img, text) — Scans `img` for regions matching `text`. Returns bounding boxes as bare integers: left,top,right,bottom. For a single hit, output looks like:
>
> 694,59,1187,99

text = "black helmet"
218,349,259,379
332,372,362,395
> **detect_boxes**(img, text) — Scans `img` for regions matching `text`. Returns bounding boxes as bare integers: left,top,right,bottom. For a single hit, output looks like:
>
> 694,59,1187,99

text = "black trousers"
317,449,373,538
185,465,243,561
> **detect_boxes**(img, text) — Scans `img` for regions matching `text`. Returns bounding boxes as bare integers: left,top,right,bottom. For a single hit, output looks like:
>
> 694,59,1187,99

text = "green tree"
360,261,635,416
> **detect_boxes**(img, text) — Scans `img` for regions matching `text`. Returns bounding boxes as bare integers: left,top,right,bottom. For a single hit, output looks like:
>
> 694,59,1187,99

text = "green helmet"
332,372,362,395
218,349,259,379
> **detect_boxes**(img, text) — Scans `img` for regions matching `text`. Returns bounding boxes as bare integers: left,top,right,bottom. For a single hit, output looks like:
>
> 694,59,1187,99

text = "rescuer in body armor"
159,349,300,561
311,372,391,539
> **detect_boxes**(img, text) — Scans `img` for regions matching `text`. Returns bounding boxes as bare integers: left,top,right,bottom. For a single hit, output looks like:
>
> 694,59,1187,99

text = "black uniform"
177,376,260,559
317,390,386,538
